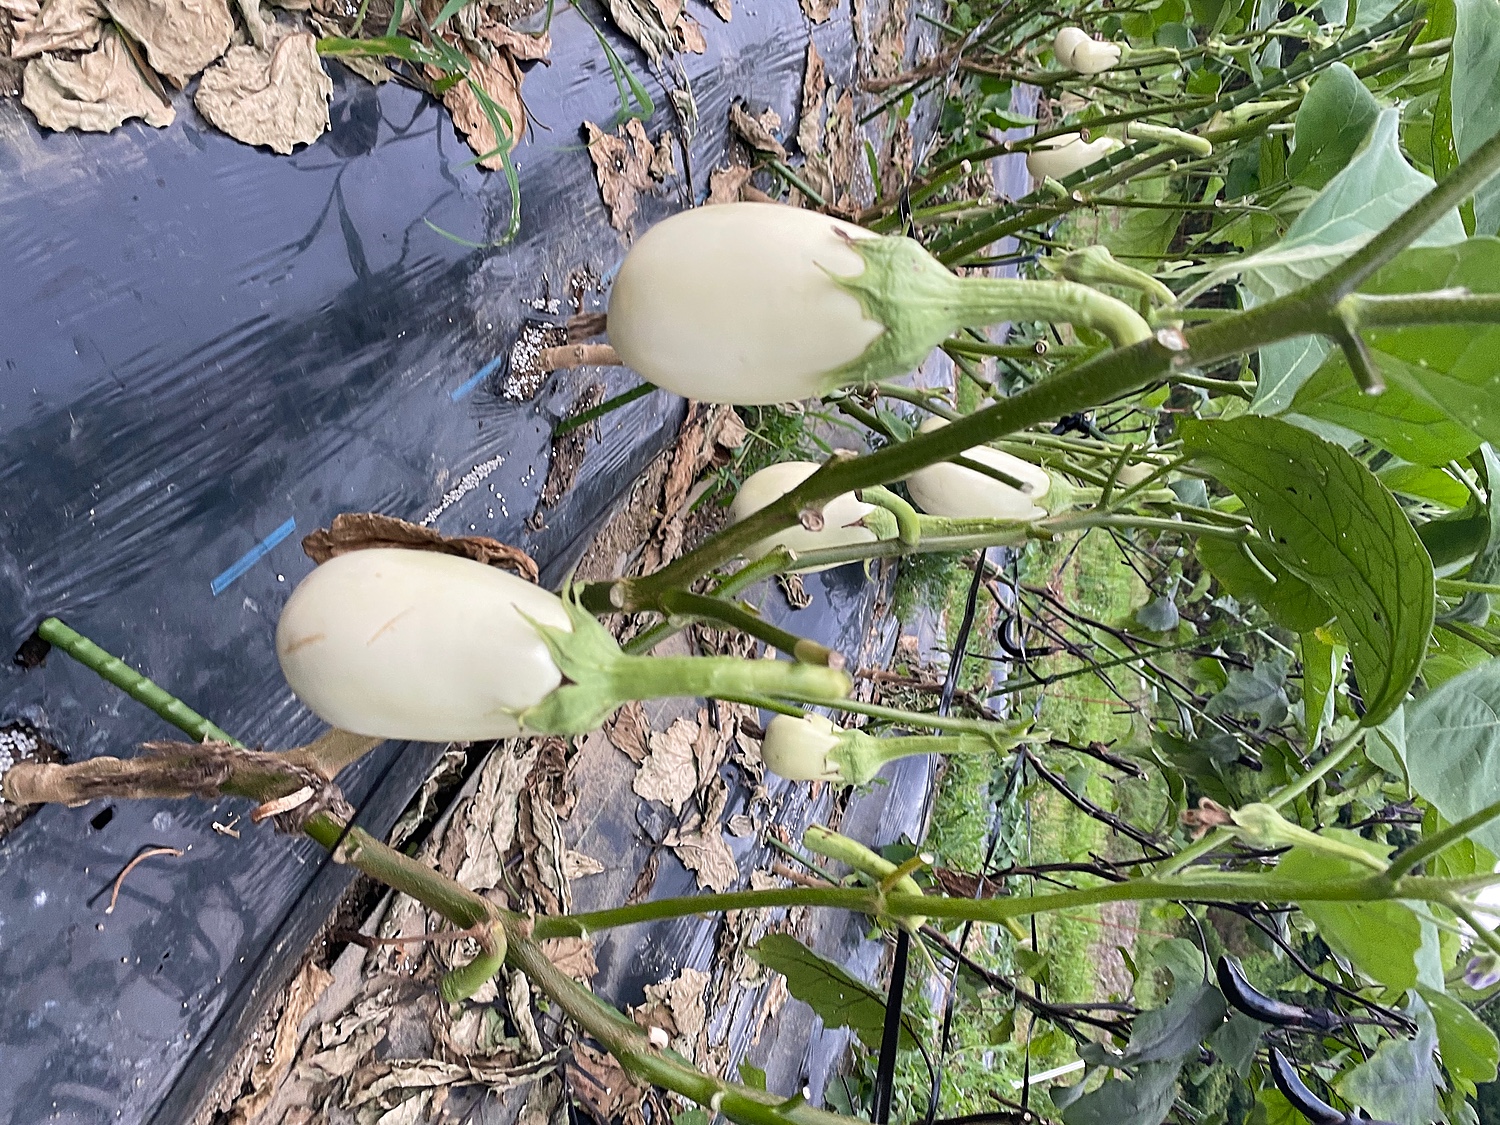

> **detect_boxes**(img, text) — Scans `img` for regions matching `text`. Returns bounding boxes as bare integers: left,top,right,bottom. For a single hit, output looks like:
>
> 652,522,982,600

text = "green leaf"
1336,994,1443,1125
1211,1013,1263,1076
1404,659,1500,854
738,1062,768,1090
1300,630,1345,746
1288,63,1382,189
1303,241,1500,460
1278,837,1426,990
1208,110,1466,412
1379,461,1474,509
747,935,918,1051
1194,535,1334,633
1424,625,1494,686
1182,417,1436,723
1451,0,1500,235
1419,987,1499,1084
1061,1061,1181,1125
1205,654,1290,729
1121,984,1227,1065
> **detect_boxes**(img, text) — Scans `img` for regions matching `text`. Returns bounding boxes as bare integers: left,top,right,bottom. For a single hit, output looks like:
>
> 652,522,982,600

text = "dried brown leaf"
664,781,737,892
825,87,856,197
441,48,525,171
569,1043,644,1122
797,38,825,155
607,701,652,764
561,848,605,879
709,0,730,20
194,31,332,154
302,512,539,582
648,129,676,181
729,100,785,159
21,30,173,132
10,0,102,58
102,0,233,86
633,717,698,813
228,960,332,1124
478,20,551,61
707,160,752,203
541,934,598,981
584,117,654,234
798,0,835,22
633,966,709,1059
604,0,672,64
675,11,704,52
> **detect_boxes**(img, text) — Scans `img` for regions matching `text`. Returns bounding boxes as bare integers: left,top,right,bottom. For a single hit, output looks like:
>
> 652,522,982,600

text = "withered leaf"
709,0,730,20
22,30,174,132
707,160,752,203
568,1043,644,1122
676,11,705,52
799,0,835,21
10,0,102,58
540,935,598,981
229,959,332,1122
102,0,233,86
604,0,673,65
561,849,605,879
633,716,698,814
825,87,856,197
665,781,738,892
633,966,709,1058
194,31,332,154
584,117,654,234
729,100,786,159
477,21,551,62
302,512,539,582
797,38,825,155
440,49,525,171
648,129,676,181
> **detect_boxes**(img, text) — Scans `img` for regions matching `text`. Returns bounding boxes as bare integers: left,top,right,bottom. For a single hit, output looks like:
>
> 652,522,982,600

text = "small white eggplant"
905,417,1051,521
277,549,571,741
1068,37,1121,74
761,712,1025,786
1026,133,1122,180
606,202,1150,405
1052,26,1091,66
730,461,879,569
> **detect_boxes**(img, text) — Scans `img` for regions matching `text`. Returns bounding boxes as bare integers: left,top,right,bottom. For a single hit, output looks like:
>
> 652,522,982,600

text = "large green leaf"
1452,0,1500,235
747,935,918,1050
1061,1061,1180,1125
1183,417,1435,723
1288,63,1382,189
1294,241,1500,463
1278,836,1426,990
1194,535,1334,633
1209,109,1465,413
1404,659,1500,854
1337,995,1443,1125
1419,987,1499,1085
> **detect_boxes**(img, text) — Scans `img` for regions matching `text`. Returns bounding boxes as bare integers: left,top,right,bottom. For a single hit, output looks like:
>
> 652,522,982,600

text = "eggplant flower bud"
730,461,880,570
277,548,571,741
906,417,1051,522
1026,133,1122,180
606,202,1151,405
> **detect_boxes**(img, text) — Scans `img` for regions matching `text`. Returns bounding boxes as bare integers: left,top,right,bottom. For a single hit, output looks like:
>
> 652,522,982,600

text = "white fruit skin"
276,549,572,741
730,461,877,571
1114,461,1158,487
1025,134,1121,180
760,713,841,781
607,202,885,405
1052,26,1090,67
1069,38,1121,74
905,417,1050,522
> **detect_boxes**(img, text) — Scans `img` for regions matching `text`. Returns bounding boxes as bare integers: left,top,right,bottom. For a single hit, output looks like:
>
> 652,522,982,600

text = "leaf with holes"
1182,417,1434,724
747,935,918,1051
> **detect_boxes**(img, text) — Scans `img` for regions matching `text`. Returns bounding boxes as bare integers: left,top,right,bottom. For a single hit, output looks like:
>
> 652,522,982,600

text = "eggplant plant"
11,5,1500,1125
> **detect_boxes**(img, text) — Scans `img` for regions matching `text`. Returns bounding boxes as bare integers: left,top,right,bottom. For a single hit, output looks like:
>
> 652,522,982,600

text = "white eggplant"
606,202,1150,405
1052,26,1090,66
277,549,571,741
1026,133,1122,180
760,712,1025,786
905,417,1051,521
1068,37,1121,74
730,461,879,569
759,713,843,780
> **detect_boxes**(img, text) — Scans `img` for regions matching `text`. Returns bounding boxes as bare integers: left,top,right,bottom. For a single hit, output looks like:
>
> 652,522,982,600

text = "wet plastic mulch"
0,2,884,1120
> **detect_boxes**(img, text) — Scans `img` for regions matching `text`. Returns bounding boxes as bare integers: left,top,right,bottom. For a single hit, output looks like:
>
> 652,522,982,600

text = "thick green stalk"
947,276,1152,348
655,590,841,667
604,653,852,709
